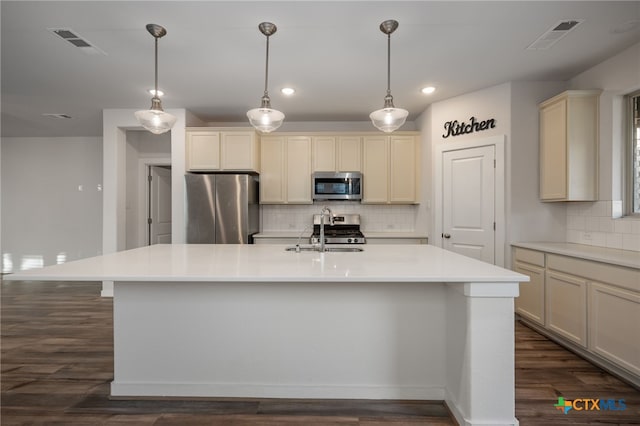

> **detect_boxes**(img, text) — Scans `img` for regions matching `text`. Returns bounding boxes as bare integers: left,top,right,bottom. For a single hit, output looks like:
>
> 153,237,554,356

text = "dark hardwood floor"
1,280,638,425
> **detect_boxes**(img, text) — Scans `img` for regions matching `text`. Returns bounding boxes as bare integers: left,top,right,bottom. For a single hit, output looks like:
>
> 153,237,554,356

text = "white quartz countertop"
6,244,526,284
512,242,640,269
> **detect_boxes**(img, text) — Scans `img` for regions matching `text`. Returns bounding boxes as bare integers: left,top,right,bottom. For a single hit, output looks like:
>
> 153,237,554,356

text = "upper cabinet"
312,136,362,172
362,135,419,204
539,90,601,202
260,135,312,204
260,132,418,205
186,128,259,172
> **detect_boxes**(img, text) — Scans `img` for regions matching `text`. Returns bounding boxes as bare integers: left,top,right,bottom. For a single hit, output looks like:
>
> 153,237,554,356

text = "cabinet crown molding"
538,89,603,108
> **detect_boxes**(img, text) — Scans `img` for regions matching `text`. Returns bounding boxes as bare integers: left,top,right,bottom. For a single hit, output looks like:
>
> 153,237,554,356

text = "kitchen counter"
512,242,640,269
7,244,527,426
8,244,522,283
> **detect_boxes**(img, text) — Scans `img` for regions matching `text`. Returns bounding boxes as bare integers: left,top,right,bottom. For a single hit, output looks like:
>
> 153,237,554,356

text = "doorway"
147,165,172,245
434,135,505,266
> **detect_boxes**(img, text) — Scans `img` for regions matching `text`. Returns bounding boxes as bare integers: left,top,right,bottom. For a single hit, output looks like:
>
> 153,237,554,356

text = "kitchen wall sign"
442,116,496,138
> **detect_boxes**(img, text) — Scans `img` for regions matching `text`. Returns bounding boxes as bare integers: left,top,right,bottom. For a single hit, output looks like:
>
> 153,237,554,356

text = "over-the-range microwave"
312,171,362,201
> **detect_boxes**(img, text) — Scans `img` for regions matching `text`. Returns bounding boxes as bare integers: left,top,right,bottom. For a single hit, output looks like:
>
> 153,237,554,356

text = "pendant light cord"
386,33,391,96
154,36,159,96
263,34,270,97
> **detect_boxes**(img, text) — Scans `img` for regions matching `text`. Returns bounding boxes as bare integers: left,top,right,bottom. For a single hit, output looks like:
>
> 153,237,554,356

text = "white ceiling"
2,1,640,137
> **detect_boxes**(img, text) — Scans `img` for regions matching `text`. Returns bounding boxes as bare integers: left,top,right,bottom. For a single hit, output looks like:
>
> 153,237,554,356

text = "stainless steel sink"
285,245,317,252
285,245,363,253
324,247,364,252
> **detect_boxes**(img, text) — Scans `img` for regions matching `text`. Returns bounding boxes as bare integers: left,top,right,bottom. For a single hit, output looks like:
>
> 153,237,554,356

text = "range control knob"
348,238,352,243
353,238,358,243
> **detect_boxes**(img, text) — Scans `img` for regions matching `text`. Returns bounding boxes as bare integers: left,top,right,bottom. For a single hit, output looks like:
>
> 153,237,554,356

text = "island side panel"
445,282,519,426
111,280,448,399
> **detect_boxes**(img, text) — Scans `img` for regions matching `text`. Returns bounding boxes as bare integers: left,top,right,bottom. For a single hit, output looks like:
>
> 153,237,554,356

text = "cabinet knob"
442,233,451,239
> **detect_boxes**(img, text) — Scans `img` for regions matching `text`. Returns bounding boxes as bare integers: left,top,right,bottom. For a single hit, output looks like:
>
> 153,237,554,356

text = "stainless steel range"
310,213,366,244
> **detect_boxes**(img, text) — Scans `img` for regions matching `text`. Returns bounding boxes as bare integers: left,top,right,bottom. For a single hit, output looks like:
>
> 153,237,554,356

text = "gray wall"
1,137,102,273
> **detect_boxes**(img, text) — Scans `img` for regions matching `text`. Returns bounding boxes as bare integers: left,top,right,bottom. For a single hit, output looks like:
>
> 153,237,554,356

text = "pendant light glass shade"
247,22,284,133
370,20,408,133
246,96,285,133
135,98,177,135
135,24,176,135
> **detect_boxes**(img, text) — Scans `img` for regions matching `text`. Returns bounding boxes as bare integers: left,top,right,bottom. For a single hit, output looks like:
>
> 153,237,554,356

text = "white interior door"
149,166,172,245
442,145,495,263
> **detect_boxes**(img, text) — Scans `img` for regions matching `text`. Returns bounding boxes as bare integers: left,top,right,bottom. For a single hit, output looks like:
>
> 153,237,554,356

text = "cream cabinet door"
337,136,362,172
221,131,258,171
186,131,220,171
545,270,588,347
390,136,416,203
312,136,336,172
540,99,567,200
539,90,599,201
589,282,640,376
260,136,286,203
514,262,545,326
362,136,389,203
286,136,312,203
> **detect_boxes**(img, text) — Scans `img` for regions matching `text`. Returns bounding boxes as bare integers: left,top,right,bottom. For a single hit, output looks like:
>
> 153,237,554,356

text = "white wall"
414,106,432,237
428,83,511,256
570,41,640,203
424,81,580,264
564,41,640,251
509,81,568,244
1,137,103,273
207,121,416,132
125,130,171,249
102,108,186,256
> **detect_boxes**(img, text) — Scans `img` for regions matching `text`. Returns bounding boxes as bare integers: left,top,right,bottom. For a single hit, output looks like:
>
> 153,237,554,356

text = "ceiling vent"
527,19,584,50
48,28,106,55
42,113,72,119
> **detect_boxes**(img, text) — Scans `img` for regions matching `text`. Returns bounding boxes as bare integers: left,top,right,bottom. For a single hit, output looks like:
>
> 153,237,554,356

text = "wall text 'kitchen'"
443,116,496,138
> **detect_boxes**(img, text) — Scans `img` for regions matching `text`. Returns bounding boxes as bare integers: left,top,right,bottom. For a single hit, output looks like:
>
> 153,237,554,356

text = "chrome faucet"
319,206,334,252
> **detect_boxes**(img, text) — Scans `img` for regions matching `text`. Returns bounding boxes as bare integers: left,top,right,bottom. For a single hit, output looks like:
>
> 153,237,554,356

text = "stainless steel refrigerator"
185,173,259,244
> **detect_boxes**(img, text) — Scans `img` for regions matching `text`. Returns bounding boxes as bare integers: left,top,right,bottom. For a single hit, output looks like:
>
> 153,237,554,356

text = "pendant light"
369,20,408,133
135,24,176,135
247,22,285,133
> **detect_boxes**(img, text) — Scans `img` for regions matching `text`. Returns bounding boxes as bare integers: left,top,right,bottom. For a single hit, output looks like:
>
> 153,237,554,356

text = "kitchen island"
6,244,527,426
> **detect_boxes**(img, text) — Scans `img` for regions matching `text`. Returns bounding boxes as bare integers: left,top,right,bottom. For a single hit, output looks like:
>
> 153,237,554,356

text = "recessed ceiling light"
281,87,295,96
421,86,436,95
148,89,164,97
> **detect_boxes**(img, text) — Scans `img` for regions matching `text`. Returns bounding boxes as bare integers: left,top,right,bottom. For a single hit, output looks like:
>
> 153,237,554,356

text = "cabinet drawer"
547,254,640,293
514,248,545,267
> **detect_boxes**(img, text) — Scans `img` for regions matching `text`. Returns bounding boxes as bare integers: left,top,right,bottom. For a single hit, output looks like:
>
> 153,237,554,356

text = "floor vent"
527,19,584,50
48,27,106,55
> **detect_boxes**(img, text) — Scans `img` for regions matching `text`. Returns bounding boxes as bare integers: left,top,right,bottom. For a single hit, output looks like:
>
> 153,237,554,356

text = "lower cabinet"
545,270,587,347
512,246,640,385
514,261,545,326
589,282,640,376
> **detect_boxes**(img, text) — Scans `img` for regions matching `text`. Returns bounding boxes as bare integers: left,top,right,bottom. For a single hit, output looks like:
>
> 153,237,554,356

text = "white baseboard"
110,382,445,400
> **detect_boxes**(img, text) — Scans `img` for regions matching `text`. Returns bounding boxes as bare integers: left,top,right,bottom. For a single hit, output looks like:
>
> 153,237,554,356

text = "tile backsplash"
566,201,640,251
261,203,419,233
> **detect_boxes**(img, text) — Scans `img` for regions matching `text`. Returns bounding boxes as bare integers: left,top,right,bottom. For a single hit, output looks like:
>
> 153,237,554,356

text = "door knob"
442,233,451,239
